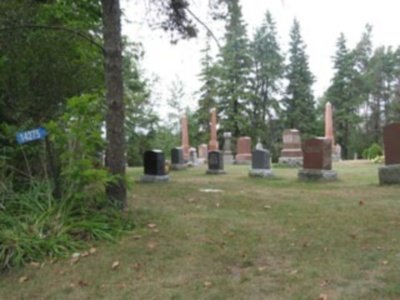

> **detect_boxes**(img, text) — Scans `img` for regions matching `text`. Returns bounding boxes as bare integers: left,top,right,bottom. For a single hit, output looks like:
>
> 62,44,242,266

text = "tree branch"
184,7,221,49
0,25,104,52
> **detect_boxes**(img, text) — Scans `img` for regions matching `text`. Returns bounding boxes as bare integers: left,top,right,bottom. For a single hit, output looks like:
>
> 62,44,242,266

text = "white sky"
122,0,400,117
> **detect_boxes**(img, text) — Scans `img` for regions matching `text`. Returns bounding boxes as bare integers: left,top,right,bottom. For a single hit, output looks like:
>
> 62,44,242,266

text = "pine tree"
250,10,284,149
196,34,219,143
216,0,252,142
283,19,316,136
325,33,360,158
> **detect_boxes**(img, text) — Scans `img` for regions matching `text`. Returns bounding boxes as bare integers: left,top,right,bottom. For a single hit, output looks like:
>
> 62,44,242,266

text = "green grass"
1,160,400,299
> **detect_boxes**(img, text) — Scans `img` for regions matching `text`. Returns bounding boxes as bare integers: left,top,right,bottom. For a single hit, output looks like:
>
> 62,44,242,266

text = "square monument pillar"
379,123,400,185
298,138,337,181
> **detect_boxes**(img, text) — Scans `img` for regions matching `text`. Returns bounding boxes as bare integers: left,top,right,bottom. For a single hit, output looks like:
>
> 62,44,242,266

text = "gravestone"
206,150,226,175
279,129,303,167
378,123,400,185
249,149,274,178
181,115,190,162
188,147,199,167
325,102,341,161
140,150,170,182
223,132,234,165
170,147,186,170
208,108,219,151
198,144,208,164
235,136,252,164
298,138,337,181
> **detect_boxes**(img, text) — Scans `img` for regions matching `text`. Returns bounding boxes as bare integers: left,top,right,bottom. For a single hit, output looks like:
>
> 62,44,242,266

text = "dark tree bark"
101,0,127,209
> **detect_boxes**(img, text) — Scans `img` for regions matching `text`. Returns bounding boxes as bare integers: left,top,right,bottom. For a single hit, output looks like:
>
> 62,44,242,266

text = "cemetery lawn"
1,160,400,300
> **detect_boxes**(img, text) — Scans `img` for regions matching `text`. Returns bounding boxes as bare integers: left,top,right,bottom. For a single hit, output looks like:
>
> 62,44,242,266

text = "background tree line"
195,0,400,160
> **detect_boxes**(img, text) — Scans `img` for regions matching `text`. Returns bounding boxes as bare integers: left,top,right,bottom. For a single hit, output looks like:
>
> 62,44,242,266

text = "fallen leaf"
216,202,220,208
204,281,212,288
89,247,97,255
29,262,40,268
81,251,90,257
112,261,120,270
19,276,29,283
133,235,142,240
56,269,65,275
382,260,389,265
319,294,328,300
132,263,142,271
147,241,158,250
152,229,159,233
78,280,89,287
187,198,195,203
257,266,267,272
147,223,157,229
70,257,79,264
359,200,365,206
72,252,80,258
70,257,80,265
69,283,76,288
320,280,328,287
199,188,223,193
290,269,298,275
263,205,272,209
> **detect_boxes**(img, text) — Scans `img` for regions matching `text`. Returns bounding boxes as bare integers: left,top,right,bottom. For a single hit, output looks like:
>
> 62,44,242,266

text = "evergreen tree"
325,33,360,158
250,10,284,150
216,0,252,143
283,19,316,136
196,34,219,144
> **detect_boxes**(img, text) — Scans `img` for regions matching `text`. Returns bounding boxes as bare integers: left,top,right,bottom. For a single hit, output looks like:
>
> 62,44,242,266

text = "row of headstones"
140,137,336,182
140,123,400,184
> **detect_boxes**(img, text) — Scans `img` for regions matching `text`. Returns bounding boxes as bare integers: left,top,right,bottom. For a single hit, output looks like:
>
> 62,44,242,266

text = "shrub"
362,143,383,160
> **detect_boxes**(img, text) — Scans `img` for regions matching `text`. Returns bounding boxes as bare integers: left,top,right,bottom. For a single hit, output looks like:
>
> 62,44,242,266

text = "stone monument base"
206,169,226,175
235,154,252,165
378,164,400,185
249,169,274,178
298,169,337,181
223,153,234,165
171,163,187,171
279,157,303,167
140,174,170,183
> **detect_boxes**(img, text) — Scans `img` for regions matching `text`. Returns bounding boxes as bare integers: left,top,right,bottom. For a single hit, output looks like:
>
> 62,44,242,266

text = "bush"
0,95,133,270
362,143,383,160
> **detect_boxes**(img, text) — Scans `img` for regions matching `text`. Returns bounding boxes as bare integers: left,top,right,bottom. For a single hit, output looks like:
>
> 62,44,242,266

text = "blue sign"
16,127,48,145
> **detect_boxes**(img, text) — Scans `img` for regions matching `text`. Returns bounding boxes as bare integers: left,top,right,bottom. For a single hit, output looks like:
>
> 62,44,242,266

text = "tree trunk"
101,0,127,209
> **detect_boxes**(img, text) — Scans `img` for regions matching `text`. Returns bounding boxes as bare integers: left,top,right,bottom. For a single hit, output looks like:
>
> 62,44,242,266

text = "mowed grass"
1,160,400,300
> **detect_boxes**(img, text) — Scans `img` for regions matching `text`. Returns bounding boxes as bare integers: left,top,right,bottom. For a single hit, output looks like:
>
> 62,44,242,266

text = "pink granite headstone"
181,114,190,161
279,129,303,166
235,136,252,164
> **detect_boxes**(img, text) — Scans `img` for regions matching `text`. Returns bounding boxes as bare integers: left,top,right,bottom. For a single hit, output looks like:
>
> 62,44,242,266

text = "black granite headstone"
208,151,223,170
171,147,184,165
144,150,166,176
252,149,271,170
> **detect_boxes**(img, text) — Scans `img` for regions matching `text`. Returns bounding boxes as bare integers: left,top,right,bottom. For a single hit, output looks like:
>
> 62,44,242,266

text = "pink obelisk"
324,102,335,147
208,108,219,151
181,114,190,161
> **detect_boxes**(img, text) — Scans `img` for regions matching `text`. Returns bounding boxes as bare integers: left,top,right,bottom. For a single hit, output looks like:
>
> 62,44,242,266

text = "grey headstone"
171,147,184,165
252,149,271,170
